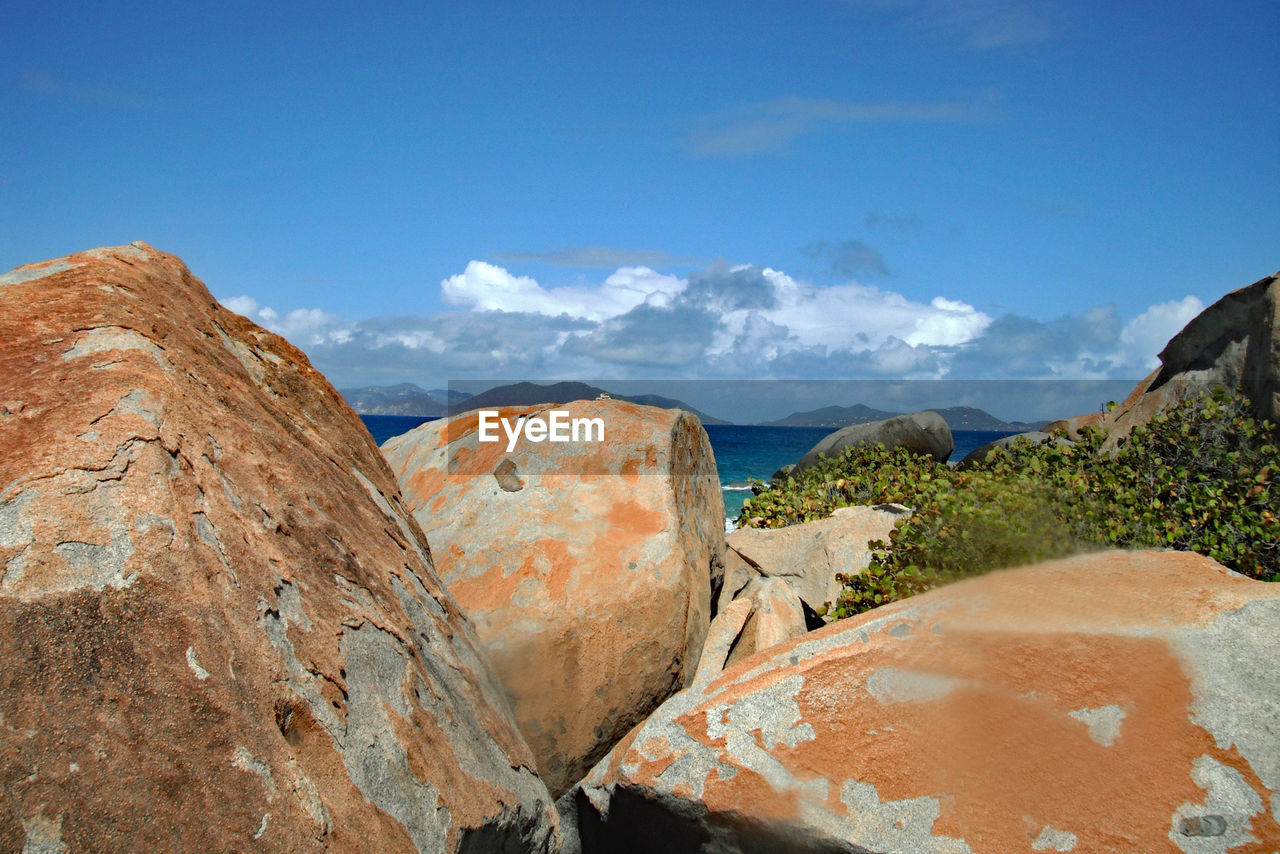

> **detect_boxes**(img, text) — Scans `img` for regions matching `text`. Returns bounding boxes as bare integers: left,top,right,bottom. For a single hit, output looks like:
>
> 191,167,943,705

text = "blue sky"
4,0,1277,393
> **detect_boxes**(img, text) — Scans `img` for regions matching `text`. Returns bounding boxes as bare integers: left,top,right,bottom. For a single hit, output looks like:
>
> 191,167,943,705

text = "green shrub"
1087,387,1277,576
737,388,1278,618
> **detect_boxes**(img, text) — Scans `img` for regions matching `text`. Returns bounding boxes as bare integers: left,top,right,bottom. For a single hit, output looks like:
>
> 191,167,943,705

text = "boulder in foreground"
0,244,558,852
383,400,724,797
569,550,1280,853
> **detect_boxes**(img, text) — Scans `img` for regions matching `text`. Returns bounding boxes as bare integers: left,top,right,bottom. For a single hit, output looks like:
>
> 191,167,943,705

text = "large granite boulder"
0,244,558,852
568,550,1280,853
793,411,953,473
726,504,909,612
382,400,724,796
1051,271,1280,447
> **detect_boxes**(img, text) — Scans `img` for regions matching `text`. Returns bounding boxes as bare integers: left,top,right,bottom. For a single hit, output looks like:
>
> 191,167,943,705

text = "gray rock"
716,545,760,615
692,598,755,686
723,576,808,669
1153,270,1279,424
793,411,953,473
726,505,906,613
1053,271,1280,448
770,463,796,484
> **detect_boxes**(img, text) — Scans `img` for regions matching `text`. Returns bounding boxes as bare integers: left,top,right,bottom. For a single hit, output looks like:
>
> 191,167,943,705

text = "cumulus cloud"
1115,296,1204,372
219,260,1200,391
946,297,1204,380
219,296,352,347
440,260,683,322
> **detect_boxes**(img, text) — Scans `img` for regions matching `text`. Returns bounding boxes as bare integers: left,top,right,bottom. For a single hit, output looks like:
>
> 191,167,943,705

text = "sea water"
707,425,1019,528
360,416,1017,530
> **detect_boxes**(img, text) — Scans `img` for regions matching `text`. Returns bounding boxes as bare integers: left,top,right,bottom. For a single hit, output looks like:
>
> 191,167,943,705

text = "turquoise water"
703,425,831,521
360,416,1015,525
705,425,1017,524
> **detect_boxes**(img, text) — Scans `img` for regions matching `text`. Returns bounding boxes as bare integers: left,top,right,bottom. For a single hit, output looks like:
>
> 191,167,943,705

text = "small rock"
493,458,524,491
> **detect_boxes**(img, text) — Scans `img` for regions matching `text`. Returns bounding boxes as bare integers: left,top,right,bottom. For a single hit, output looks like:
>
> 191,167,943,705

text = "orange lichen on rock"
572,550,1280,853
0,244,559,852
382,399,724,797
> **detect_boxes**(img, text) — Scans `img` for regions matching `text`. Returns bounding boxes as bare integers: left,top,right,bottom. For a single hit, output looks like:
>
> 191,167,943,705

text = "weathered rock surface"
382,400,724,796
0,244,558,852
716,545,758,615
722,576,807,670
569,550,1280,853
698,557,812,685
956,430,1073,469
693,598,755,687
793,410,954,472
1053,271,1280,447
726,504,908,612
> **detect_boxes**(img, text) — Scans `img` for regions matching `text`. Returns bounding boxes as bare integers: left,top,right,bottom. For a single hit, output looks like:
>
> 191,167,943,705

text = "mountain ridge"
762,402,1049,431
338,383,470,417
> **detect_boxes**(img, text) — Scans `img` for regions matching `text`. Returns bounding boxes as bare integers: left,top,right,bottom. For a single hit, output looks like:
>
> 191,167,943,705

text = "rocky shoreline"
2,244,1276,851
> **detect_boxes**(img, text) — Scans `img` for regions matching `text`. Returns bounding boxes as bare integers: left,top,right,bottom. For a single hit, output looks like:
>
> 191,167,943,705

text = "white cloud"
1114,296,1204,372
908,297,991,346
219,295,260,316
218,295,352,346
220,262,1205,390
440,260,682,322
744,268,992,351
434,262,992,380
441,261,543,311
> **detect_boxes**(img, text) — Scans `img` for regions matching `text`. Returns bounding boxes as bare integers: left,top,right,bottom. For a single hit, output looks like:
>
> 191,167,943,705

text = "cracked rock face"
383,401,724,797
0,243,558,852
571,550,1280,853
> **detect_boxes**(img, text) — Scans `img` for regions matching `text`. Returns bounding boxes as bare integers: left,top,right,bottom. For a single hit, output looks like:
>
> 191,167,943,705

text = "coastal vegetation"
738,387,1279,617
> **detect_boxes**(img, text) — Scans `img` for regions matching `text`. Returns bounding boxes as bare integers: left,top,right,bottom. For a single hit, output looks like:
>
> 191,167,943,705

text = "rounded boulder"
383,400,724,796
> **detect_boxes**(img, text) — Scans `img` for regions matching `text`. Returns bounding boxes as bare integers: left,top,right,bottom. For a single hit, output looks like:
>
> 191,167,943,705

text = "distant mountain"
456,381,733,425
339,383,472,416
931,407,1049,431
762,402,1048,432
762,403,898,428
